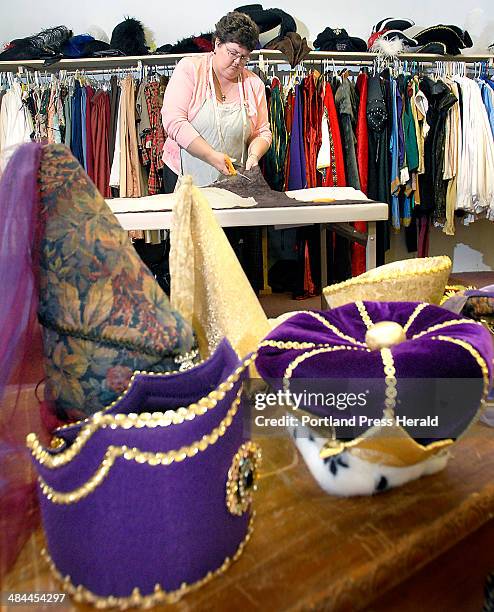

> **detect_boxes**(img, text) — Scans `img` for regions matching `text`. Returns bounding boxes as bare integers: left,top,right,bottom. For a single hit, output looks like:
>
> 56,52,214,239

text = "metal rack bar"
0,49,492,72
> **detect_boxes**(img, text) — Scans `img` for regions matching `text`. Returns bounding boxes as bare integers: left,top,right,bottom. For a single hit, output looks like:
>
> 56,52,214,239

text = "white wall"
1,2,493,269
1,1,493,52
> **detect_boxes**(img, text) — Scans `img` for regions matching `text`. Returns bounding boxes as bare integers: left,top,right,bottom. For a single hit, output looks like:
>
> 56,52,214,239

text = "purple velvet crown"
27,339,261,607
256,302,493,445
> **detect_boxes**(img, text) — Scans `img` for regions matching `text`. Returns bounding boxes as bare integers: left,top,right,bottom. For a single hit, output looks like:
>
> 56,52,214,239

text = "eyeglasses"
224,45,251,64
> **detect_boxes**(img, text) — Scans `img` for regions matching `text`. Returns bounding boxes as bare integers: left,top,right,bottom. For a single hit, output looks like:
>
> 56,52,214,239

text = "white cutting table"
113,200,389,289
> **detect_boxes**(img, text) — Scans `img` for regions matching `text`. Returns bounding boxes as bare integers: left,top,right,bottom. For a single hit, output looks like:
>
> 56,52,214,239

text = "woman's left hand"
245,153,259,171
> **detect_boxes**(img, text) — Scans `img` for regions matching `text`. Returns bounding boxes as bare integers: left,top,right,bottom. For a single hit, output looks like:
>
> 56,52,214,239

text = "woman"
161,11,272,190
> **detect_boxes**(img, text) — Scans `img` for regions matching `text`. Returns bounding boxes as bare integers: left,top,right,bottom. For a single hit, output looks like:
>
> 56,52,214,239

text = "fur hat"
110,17,149,55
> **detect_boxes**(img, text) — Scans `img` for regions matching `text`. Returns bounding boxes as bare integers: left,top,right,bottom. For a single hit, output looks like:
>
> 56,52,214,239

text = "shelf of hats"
1,11,494,612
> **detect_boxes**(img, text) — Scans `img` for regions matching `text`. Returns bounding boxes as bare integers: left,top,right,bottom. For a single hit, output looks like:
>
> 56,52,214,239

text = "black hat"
372,17,415,34
0,25,72,61
314,27,367,53
110,17,149,56
414,25,473,55
235,4,296,44
379,30,419,47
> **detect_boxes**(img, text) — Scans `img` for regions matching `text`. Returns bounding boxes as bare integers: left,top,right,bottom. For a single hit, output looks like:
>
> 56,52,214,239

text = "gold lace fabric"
169,176,270,359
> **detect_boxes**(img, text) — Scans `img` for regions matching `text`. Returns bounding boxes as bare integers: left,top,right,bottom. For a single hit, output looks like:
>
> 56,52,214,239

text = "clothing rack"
0,49,492,72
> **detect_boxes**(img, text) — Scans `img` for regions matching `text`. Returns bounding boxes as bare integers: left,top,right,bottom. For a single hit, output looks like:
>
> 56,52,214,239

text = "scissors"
225,156,253,181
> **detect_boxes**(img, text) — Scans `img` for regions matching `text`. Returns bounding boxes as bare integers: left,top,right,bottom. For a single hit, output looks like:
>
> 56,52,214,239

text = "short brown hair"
214,11,259,52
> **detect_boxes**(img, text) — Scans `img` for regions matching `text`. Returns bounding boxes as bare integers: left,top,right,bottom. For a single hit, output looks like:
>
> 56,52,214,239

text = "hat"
264,31,312,68
27,339,261,606
414,24,473,55
110,16,149,55
314,27,367,52
235,4,296,45
323,256,451,309
0,25,72,61
255,300,493,495
372,17,415,34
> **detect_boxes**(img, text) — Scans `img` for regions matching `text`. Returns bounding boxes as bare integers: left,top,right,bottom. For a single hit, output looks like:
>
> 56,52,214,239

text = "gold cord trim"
380,348,397,418
322,256,451,295
38,391,243,504
403,303,429,333
27,355,255,469
42,514,255,608
411,318,483,341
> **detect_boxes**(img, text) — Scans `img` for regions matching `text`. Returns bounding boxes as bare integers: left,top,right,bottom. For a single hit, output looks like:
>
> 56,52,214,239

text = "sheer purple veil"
0,142,47,577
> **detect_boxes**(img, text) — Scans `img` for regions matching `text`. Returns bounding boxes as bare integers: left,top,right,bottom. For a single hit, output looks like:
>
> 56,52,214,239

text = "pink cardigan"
161,53,272,174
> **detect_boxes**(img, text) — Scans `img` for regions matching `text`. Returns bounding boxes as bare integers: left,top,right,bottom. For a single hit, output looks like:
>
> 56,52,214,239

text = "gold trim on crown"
27,354,256,469
41,514,255,608
37,390,243,505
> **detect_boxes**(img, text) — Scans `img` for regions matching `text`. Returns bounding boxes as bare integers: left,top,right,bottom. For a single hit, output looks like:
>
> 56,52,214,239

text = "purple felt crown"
27,339,261,607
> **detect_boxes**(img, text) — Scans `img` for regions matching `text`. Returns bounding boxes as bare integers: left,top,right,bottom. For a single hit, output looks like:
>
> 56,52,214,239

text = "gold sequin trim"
38,391,243,505
403,303,429,333
259,339,333,350
41,514,255,609
322,256,451,295
226,441,262,516
411,318,483,341
27,355,255,469
355,301,374,330
380,348,398,418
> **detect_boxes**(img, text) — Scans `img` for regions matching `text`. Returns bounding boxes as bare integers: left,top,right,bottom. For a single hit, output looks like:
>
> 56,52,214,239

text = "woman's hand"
208,150,232,175
245,153,259,171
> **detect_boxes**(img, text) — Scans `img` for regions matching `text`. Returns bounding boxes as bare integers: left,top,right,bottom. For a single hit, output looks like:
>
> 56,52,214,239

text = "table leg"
320,224,328,287
366,221,377,270
260,226,272,295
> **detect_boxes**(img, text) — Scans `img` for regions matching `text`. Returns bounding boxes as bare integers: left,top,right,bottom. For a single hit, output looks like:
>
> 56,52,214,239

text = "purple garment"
32,339,254,599
287,84,307,190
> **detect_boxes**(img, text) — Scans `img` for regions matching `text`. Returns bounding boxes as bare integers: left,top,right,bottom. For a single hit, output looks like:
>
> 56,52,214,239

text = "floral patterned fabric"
38,145,195,420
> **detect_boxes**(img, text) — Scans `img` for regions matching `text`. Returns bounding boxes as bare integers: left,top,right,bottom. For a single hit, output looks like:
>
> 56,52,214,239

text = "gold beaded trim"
293,310,366,346
259,339,333,350
322,256,451,295
38,391,243,505
41,514,255,609
226,441,262,516
27,355,255,469
411,318,483,341
380,348,398,419
355,300,374,330
403,303,429,333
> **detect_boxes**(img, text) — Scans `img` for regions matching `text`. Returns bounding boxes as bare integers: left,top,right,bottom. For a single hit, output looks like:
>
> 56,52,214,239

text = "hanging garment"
287,84,307,190
144,80,166,195
321,81,346,187
84,86,95,181
0,82,33,169
90,90,111,198
353,71,369,276
264,78,288,191
419,76,458,225
334,78,360,190
119,76,142,198
70,81,84,167
302,72,323,188
108,75,120,169
81,86,87,171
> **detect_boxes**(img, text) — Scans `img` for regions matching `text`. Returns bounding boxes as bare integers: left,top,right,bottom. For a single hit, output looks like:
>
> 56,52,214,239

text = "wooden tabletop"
4,422,494,612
